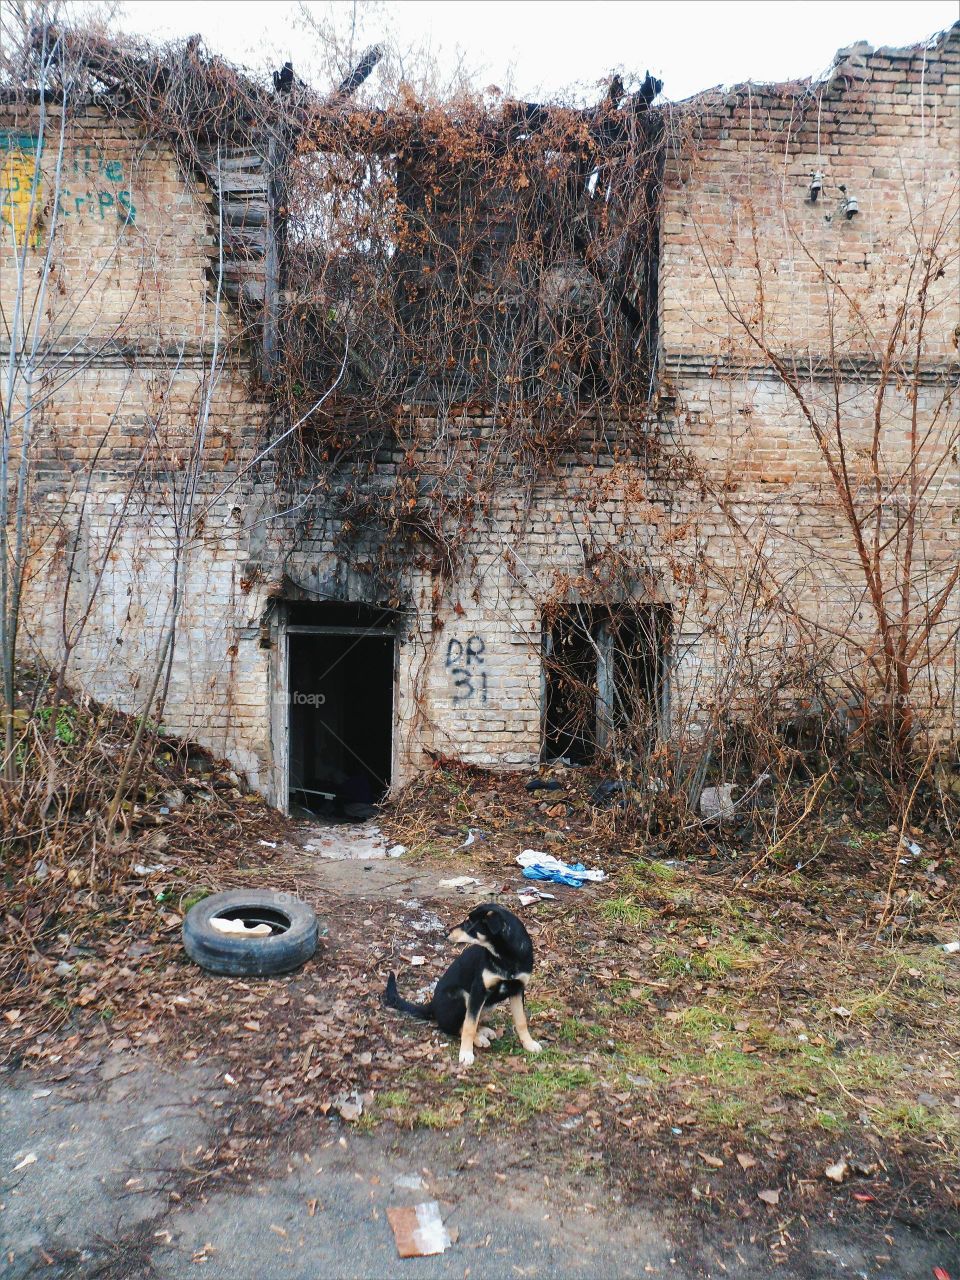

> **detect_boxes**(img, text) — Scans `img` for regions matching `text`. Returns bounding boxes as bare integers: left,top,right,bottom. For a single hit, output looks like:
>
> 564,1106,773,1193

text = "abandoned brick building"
2,24,958,810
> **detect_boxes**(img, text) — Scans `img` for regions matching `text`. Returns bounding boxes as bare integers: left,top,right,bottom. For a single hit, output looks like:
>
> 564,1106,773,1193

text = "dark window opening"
542,604,670,764
287,603,396,817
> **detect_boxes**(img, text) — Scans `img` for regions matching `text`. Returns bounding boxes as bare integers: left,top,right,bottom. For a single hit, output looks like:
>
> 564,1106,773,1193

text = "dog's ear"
484,911,504,935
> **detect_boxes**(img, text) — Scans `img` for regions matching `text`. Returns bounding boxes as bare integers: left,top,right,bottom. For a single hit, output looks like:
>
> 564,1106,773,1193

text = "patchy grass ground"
376,763,960,1245
2,755,959,1270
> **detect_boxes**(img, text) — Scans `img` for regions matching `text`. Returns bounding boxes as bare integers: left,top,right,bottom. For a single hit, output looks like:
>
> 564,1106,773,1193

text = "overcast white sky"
116,1,959,101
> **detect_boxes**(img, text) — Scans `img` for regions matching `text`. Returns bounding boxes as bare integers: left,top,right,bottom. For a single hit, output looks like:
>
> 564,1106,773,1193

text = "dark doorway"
287,603,395,815
542,604,670,763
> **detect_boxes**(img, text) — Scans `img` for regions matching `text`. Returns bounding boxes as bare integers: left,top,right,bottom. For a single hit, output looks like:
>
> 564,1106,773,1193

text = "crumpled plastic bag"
516,849,606,888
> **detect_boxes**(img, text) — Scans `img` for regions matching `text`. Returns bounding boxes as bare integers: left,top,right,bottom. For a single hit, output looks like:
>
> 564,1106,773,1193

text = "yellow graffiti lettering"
1,134,43,249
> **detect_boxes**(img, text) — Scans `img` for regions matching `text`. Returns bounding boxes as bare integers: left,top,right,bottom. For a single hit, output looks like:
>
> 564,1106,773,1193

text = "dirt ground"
1,1050,953,1280
2,764,959,1278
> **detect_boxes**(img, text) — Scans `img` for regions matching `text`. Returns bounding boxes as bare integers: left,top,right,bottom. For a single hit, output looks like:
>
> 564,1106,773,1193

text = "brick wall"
661,31,959,361
655,25,960,737
3,107,272,785
6,25,959,804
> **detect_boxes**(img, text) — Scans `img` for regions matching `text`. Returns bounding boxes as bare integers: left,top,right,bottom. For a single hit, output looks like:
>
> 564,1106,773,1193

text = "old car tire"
182,890,319,976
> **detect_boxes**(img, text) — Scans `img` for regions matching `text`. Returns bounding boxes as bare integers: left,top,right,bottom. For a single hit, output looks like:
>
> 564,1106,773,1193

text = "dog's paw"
524,1038,543,1054
458,1048,475,1067
474,1030,492,1049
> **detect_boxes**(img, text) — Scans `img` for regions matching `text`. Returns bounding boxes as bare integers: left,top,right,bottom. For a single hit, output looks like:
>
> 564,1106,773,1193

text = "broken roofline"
2,22,665,154
0,25,385,145
670,20,959,108
4,17,956,142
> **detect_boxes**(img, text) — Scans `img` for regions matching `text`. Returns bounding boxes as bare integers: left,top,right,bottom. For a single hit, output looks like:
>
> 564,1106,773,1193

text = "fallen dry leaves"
2,755,959,1269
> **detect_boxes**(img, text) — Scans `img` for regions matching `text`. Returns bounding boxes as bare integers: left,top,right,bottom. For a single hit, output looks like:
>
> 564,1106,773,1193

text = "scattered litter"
460,829,484,848
305,825,394,861
590,778,627,807
757,1188,780,1206
336,1092,363,1122
223,1073,237,1085
699,783,737,822
700,770,771,823
13,1152,37,1172
133,863,168,876
942,941,960,954
32,1089,52,1099
386,1202,452,1258
525,777,561,793
408,907,446,935
394,1173,426,1190
409,955,426,966
258,839,278,849
824,1159,849,1183
210,917,271,937
517,888,556,906
900,836,922,856
439,876,480,889
517,849,605,887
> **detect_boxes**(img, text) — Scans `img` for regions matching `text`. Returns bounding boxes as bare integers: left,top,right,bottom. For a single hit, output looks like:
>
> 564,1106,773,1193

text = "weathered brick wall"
258,437,671,787
7,25,959,804
373,26,960,774
4,107,273,786
661,30,959,360
654,25,960,733
1,108,224,344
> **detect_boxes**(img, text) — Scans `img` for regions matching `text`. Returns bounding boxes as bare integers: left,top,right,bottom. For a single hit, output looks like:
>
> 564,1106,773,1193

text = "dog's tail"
382,971,433,1021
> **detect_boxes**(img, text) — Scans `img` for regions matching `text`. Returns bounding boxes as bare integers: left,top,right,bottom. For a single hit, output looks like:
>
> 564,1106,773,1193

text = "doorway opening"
286,603,396,817
542,603,670,763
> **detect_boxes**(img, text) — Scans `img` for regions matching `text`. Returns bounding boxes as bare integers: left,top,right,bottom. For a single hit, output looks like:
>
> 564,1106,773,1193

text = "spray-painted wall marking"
446,636,487,705
58,146,136,222
1,133,42,246
1,136,137,240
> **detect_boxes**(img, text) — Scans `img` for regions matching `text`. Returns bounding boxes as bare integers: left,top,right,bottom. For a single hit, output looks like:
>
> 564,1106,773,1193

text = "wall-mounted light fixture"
840,185,859,219
807,174,861,222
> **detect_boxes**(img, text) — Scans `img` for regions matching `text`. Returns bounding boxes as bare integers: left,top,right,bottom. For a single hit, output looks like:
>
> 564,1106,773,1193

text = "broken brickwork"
4,24,958,805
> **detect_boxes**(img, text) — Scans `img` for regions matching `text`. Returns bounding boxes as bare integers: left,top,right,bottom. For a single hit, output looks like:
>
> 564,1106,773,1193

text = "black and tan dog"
383,903,542,1066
